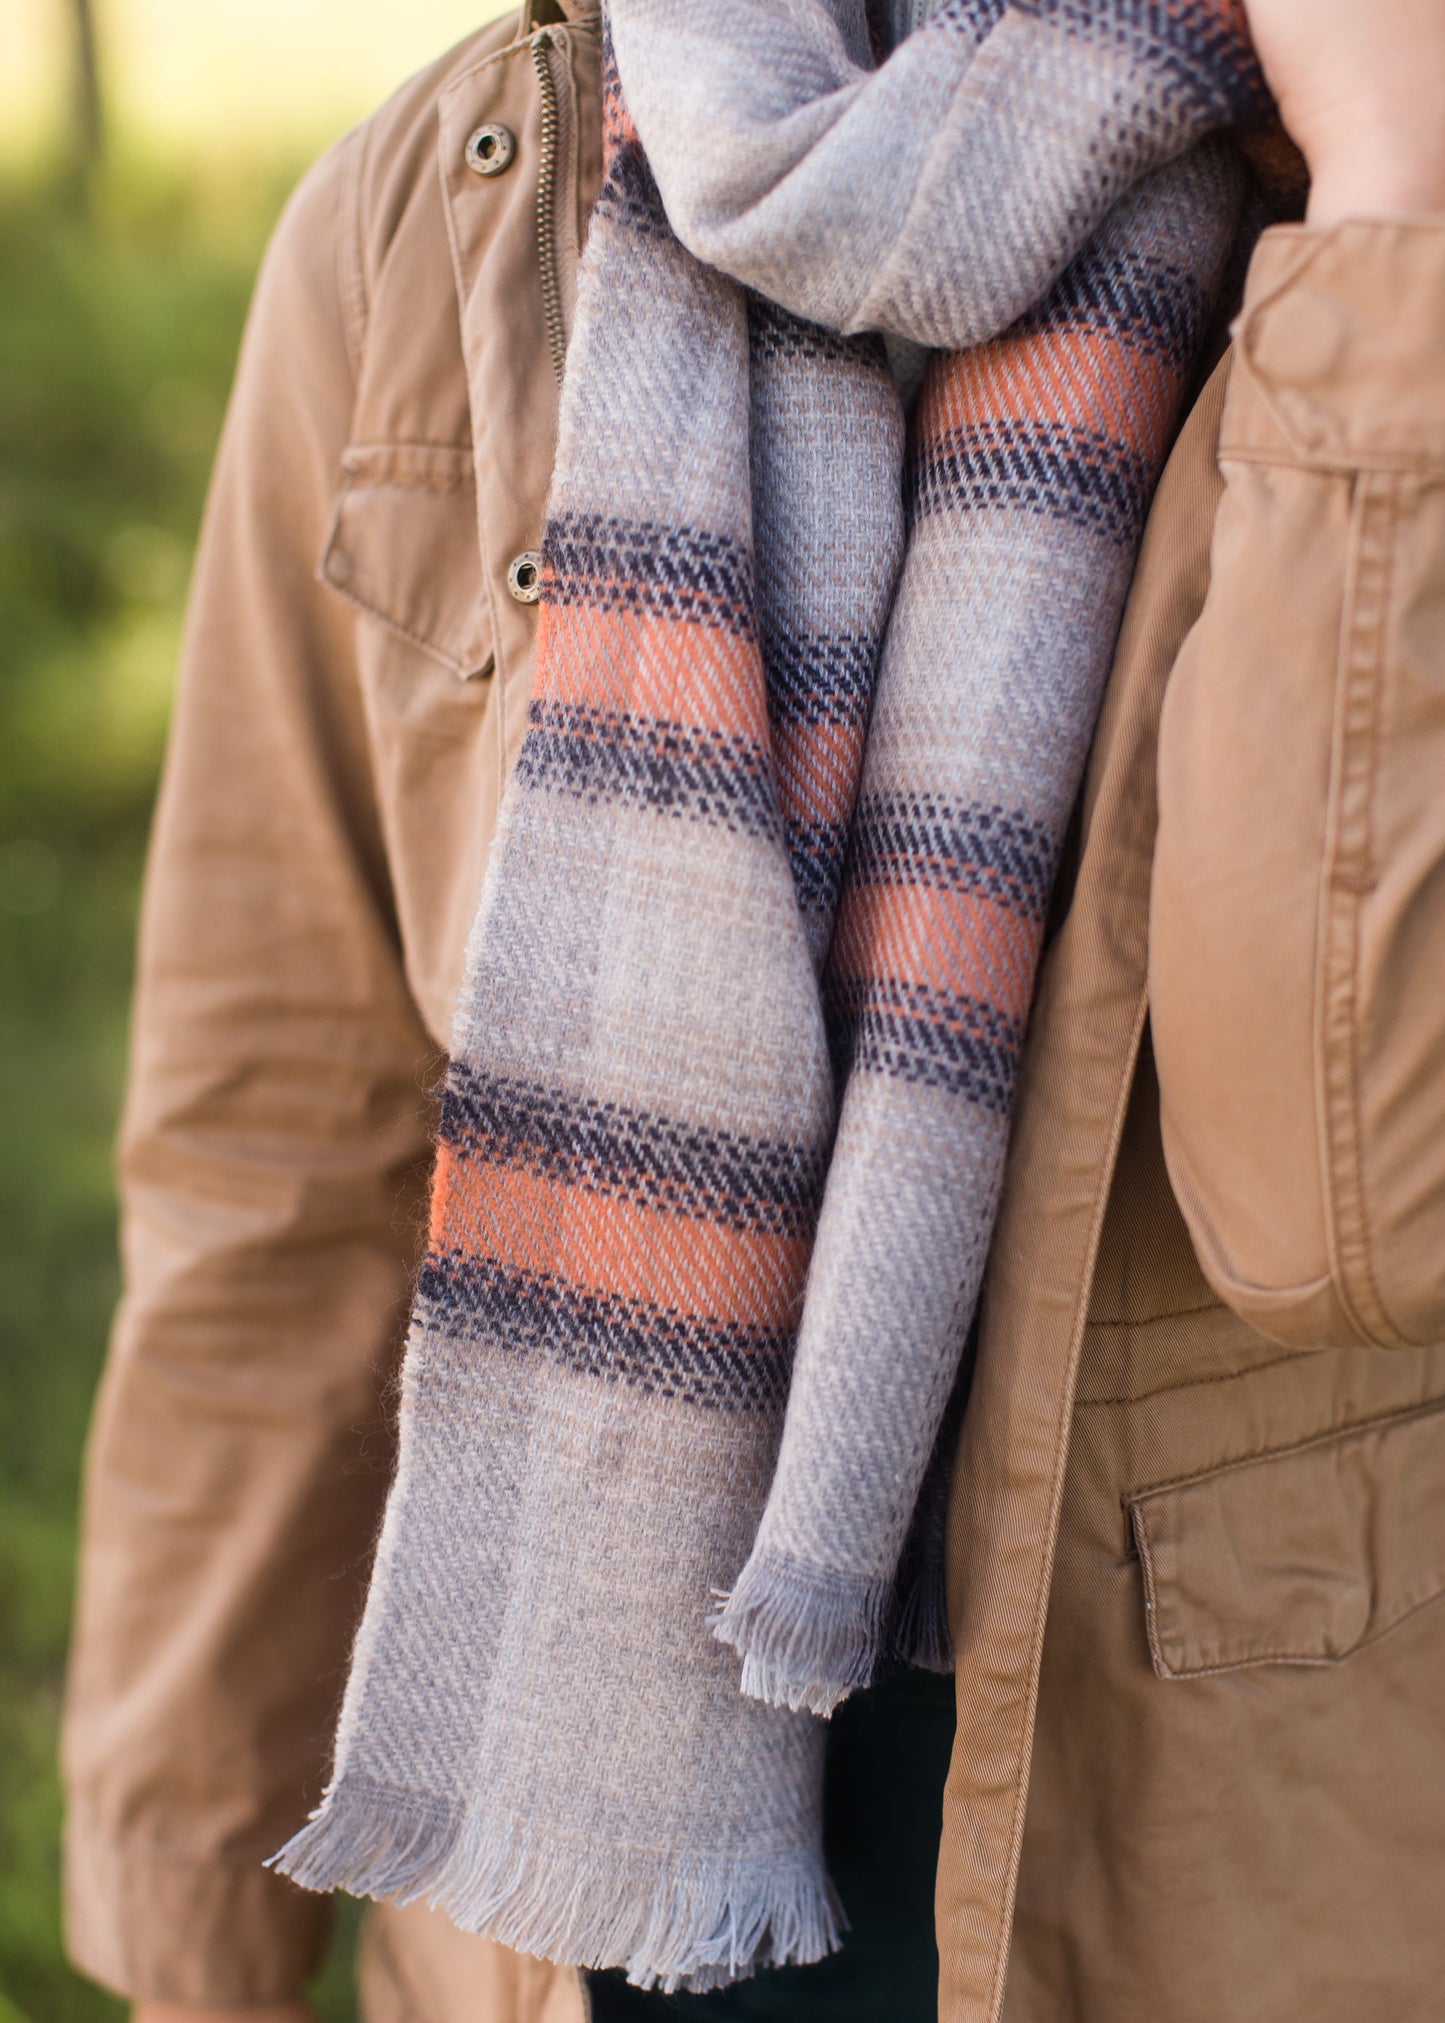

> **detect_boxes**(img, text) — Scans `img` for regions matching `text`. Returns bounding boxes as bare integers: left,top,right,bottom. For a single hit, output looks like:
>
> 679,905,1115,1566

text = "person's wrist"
1304,130,1445,226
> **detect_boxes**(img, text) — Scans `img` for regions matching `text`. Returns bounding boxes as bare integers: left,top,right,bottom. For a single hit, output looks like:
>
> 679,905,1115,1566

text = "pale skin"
127,1,1443,2019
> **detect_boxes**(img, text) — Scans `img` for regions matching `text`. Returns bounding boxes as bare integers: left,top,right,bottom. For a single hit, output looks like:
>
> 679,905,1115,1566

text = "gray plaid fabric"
275,0,1269,1990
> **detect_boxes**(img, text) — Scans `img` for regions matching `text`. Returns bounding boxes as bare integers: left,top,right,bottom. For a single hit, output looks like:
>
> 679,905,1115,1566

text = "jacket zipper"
532,33,568,385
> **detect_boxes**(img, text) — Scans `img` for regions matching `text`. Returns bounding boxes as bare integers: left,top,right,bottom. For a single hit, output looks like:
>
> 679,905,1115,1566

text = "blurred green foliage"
0,156,361,2022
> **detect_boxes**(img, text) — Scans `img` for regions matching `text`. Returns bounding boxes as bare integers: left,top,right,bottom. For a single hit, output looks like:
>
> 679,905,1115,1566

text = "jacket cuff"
1224,216,1445,471
64,1808,332,2005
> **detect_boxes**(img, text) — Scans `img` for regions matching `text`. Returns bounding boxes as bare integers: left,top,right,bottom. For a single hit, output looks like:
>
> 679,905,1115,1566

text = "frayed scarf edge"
269,1778,843,1992
711,1548,954,1713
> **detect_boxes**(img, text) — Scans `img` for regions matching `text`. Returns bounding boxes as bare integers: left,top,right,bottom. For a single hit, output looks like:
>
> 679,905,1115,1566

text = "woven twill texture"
277,0,1267,1988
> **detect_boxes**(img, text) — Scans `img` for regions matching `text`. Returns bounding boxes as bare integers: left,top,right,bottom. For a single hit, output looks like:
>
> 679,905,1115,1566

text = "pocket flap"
1128,1397,1445,1678
319,442,493,679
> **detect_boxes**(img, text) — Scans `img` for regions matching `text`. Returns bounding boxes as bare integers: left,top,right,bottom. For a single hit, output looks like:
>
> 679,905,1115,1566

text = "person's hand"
132,2004,319,2023
1242,0,1445,225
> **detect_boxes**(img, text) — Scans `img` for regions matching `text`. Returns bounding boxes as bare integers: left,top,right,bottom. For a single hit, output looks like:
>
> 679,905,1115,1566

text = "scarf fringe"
711,1552,892,1716
270,1780,458,1901
891,1563,955,1677
272,1776,843,1993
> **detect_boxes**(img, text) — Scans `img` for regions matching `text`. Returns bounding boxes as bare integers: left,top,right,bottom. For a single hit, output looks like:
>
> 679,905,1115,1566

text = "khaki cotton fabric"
1006,1043,1445,2023
359,1902,583,2023
60,5,1445,2017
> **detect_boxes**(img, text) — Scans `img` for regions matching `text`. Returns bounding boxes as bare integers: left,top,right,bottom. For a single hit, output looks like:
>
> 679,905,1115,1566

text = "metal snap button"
465,123,516,177
507,550,542,604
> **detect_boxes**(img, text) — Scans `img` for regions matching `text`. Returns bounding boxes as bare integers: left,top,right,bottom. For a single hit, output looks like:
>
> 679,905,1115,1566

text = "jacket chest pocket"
1129,1395,1445,1679
319,440,501,1047
321,441,494,684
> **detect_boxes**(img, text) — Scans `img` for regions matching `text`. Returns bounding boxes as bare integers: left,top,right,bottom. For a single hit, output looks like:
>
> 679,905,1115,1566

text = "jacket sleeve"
1151,217,1445,1353
61,127,438,2005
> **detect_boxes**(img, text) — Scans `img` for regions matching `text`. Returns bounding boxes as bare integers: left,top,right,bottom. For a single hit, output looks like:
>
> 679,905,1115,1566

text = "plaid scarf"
277,0,1274,1989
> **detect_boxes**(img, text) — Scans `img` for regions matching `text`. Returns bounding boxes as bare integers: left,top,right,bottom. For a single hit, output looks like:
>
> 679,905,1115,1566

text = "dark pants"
586,1668,955,2023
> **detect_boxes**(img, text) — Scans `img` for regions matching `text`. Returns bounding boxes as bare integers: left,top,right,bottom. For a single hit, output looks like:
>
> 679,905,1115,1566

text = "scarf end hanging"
272,1774,844,1993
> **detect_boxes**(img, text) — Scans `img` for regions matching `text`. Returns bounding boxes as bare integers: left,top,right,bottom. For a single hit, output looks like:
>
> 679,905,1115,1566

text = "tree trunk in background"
70,0,105,164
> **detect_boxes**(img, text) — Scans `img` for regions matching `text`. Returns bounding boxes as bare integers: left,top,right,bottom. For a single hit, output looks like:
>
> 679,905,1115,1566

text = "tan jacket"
62,6,1445,2019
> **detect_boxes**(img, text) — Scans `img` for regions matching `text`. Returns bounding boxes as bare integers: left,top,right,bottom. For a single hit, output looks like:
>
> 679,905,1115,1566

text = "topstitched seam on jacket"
321,560,483,673
1218,443,1445,476
1140,1574,1445,1679
1122,1388,1445,1506
985,992,1151,2023
1340,873,1390,1338
1338,476,1417,1347
1230,242,1445,471
341,440,476,476
1081,1343,1315,1412
1130,1498,1167,1676
1084,1297,1221,1330
1311,475,1379,1349
349,438,475,452
319,510,488,674
342,471,476,493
